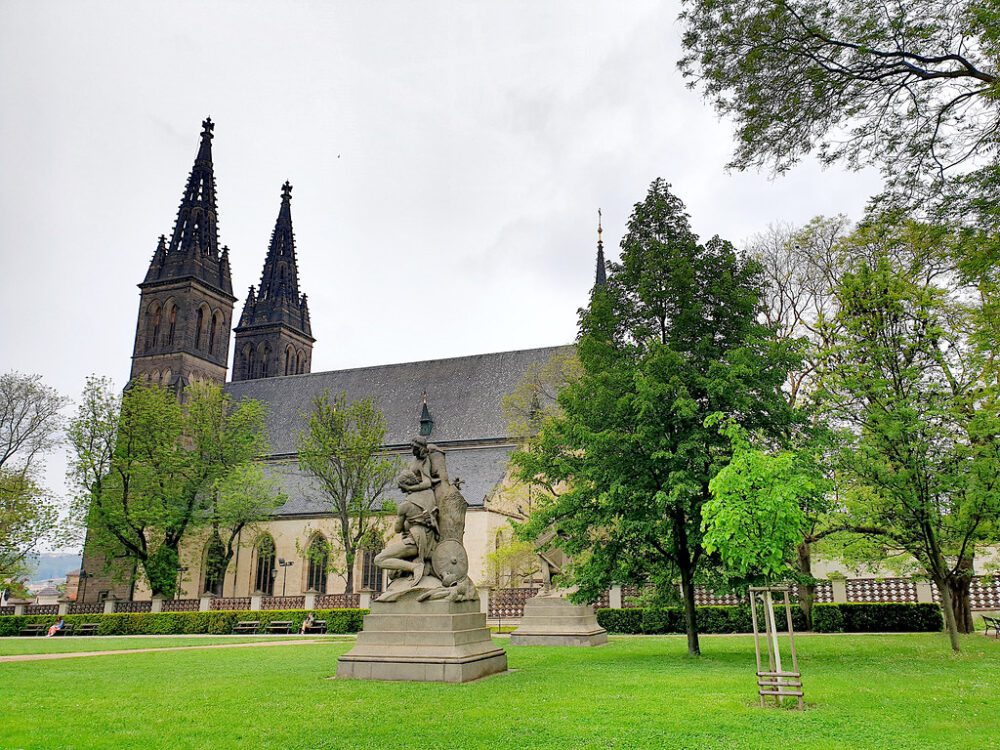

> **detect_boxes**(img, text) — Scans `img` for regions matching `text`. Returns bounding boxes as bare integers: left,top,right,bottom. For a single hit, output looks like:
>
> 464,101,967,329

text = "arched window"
362,549,383,593
246,346,256,380
259,343,271,378
209,311,222,354
148,303,162,351
166,304,178,345
285,347,294,376
202,535,226,597
306,536,329,593
195,307,205,349
254,536,275,595
296,350,305,375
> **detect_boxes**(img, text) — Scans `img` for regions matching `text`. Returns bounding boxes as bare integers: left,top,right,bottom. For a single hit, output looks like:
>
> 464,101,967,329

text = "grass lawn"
0,633,996,750
0,635,346,657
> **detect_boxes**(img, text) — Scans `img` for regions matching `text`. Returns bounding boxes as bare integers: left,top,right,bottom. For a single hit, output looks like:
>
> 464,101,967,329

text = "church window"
150,304,162,350
167,305,177,345
195,308,205,349
362,549,383,593
209,312,222,354
246,346,256,379
285,347,293,375
260,344,271,378
202,536,226,597
254,536,276,595
306,536,328,593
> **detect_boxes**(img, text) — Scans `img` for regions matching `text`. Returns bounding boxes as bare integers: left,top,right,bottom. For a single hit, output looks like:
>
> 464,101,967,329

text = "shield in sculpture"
431,540,469,582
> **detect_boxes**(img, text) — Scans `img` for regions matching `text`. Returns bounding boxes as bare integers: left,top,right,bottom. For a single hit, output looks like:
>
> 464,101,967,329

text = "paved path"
0,639,330,663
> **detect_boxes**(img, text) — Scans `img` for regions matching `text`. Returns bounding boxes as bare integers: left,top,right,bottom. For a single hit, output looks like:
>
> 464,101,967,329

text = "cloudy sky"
1,1,881,550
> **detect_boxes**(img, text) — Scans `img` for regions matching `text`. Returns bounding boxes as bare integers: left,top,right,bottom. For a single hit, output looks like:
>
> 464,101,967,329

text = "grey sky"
1,1,881,551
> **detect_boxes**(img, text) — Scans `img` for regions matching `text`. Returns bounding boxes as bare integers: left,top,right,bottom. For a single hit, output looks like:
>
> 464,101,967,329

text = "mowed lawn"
0,633,997,750
0,635,340,657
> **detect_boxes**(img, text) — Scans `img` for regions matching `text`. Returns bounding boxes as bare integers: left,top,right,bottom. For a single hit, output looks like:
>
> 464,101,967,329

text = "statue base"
509,595,608,647
336,596,507,683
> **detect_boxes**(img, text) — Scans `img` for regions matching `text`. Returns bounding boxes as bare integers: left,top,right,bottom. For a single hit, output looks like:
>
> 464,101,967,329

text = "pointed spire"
236,183,311,337
143,118,232,297
238,286,257,327
594,208,607,287
143,235,168,283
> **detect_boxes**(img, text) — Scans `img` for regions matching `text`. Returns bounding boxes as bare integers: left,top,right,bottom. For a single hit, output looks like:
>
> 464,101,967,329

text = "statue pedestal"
336,597,507,683
509,596,608,647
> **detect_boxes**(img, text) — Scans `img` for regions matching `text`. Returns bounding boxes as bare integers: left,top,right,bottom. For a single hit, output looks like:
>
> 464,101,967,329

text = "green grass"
0,635,345,656
0,633,997,749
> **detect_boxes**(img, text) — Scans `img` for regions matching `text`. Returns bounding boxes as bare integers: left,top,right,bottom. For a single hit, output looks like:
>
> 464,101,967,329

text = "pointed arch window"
149,304,162,350
285,347,293,376
246,346,256,380
260,344,271,378
209,312,222,354
362,549,383,593
254,536,276,595
306,536,329,593
202,535,226,597
167,305,178,345
195,308,205,349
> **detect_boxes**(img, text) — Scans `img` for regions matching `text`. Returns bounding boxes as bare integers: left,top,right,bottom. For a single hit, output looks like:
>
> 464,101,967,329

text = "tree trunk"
677,559,701,656
795,540,815,630
934,575,962,653
345,551,355,594
947,557,975,635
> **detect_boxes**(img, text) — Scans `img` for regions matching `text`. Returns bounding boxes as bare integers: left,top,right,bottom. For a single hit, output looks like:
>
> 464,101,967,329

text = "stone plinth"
509,596,608,647
336,597,507,683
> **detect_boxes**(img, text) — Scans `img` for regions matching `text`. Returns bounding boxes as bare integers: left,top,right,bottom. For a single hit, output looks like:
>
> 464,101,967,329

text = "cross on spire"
281,180,292,202
594,207,607,288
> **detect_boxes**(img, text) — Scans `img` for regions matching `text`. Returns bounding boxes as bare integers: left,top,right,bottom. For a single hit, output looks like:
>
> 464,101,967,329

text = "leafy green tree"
0,372,68,584
68,378,272,598
514,179,801,655
817,216,1000,650
678,0,1000,224
297,391,398,593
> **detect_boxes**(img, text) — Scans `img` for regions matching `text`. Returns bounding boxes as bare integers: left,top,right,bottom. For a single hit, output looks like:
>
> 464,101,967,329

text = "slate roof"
226,344,571,518
225,345,572,455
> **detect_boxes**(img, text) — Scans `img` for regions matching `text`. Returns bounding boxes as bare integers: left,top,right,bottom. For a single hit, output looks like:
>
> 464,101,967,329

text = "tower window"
167,305,177,345
195,308,204,349
150,305,162,350
254,536,275,596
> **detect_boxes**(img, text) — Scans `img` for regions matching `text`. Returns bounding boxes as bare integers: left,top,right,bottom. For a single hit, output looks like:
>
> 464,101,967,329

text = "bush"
0,608,367,637
598,603,931,634
813,603,942,633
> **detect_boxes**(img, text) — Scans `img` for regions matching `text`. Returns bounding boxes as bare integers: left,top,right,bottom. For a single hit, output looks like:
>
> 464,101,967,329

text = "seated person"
46,617,65,637
300,612,316,634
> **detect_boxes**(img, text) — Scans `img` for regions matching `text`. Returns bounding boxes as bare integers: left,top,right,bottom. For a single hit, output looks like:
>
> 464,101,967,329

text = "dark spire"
419,391,434,436
142,118,233,297
594,208,607,287
237,182,312,337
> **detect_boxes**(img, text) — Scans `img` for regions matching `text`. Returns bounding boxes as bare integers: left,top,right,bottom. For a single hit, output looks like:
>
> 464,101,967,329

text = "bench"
232,620,260,634
75,623,100,636
265,620,293,634
302,619,327,634
983,615,1000,639
53,623,75,636
18,624,46,637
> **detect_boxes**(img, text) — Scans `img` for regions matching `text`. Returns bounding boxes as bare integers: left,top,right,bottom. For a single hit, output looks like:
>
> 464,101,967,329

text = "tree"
817,215,1000,651
514,179,801,655
678,0,1000,224
0,372,68,583
68,378,272,598
702,417,831,625
297,391,398,594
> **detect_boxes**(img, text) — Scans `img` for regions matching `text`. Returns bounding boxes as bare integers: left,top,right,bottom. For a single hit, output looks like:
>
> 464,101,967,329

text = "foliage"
297,391,398,593
812,603,944,633
0,608,367,637
485,531,539,588
816,215,1000,650
67,378,272,598
502,349,582,440
0,372,68,582
596,605,809,634
513,179,802,655
678,0,1000,224
703,418,830,584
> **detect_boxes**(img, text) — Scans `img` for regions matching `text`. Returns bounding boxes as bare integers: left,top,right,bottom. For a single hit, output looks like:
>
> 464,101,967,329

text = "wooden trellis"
749,585,804,709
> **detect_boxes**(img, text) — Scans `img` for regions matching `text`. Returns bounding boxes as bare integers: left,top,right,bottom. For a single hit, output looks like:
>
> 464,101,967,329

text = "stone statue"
533,527,569,597
374,437,477,602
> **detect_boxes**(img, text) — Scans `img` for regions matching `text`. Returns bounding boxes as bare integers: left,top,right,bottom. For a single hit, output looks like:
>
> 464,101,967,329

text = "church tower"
130,118,236,388
232,181,314,380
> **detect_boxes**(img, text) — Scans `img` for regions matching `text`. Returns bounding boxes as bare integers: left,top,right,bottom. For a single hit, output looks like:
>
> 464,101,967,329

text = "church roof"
226,344,571,516
225,344,573,456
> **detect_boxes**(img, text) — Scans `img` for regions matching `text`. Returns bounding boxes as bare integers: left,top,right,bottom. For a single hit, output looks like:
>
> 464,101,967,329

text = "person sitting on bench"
46,617,65,637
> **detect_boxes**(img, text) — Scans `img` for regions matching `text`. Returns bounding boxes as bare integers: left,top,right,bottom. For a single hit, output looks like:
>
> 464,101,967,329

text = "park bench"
983,615,1000,639
265,620,293,634
75,623,100,636
232,620,260,634
18,624,46,637
53,623,75,636
302,619,327,634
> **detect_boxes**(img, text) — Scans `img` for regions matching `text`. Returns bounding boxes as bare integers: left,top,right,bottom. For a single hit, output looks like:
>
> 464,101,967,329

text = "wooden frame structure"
748,585,804,709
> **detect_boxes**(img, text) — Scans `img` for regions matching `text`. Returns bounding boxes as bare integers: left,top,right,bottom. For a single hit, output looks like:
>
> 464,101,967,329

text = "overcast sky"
1,1,881,552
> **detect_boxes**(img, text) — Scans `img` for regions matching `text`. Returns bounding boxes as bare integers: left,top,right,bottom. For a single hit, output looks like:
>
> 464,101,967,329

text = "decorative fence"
489,587,537,619
210,597,252,611
0,606,14,616
25,605,59,615
969,577,1000,610
115,600,152,613
161,599,199,612
813,581,834,603
845,577,918,603
261,596,304,610
315,593,360,609
68,602,104,615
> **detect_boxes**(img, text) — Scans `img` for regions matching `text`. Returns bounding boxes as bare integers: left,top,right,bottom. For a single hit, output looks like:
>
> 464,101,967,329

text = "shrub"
596,608,643,634
0,608,367,636
813,603,942,633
